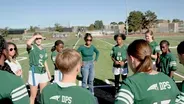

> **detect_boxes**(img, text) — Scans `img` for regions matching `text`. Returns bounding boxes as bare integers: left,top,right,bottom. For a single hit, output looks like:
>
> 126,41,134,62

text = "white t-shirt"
5,60,22,74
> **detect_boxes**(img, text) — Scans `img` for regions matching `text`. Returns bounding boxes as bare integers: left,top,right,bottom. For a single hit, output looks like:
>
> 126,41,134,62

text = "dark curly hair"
114,33,126,41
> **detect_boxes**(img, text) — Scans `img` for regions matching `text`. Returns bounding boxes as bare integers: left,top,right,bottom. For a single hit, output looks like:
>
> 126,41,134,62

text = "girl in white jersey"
5,42,22,77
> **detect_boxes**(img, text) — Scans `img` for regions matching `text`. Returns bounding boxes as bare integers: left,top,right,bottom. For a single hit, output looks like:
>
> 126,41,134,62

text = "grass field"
10,34,184,85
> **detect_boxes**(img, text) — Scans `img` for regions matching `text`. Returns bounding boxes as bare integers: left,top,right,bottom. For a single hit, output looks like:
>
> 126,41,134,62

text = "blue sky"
0,0,184,28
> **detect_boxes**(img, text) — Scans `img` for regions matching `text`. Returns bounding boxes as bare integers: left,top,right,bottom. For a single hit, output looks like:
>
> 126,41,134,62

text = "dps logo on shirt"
50,95,72,104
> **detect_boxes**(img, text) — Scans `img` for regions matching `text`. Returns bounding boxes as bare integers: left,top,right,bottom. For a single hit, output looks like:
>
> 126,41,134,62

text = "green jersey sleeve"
27,44,36,53
51,52,56,64
169,54,177,71
155,45,160,53
115,80,134,104
9,76,30,104
176,92,184,104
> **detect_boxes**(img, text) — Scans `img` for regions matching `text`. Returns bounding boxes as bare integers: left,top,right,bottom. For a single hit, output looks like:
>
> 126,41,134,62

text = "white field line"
17,42,53,48
97,38,184,80
73,38,81,49
97,38,177,49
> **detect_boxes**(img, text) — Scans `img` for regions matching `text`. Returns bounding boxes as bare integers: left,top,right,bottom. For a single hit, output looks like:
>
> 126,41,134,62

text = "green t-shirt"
27,44,48,73
115,72,180,104
41,82,96,104
0,70,29,104
77,45,99,61
149,41,160,61
159,53,177,76
51,50,58,70
110,45,128,68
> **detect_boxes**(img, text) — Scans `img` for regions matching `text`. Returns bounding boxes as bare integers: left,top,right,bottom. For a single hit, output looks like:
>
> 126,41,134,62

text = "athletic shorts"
112,67,128,75
28,71,49,86
54,70,62,83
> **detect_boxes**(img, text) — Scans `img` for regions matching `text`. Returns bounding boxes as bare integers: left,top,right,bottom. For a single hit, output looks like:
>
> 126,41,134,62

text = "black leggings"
115,74,127,92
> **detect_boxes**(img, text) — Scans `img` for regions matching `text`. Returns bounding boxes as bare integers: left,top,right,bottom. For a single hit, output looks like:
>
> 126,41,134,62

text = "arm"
151,54,157,60
15,70,22,76
94,46,99,61
11,81,30,104
169,55,177,78
156,53,160,71
169,71,174,78
115,80,134,104
44,61,51,81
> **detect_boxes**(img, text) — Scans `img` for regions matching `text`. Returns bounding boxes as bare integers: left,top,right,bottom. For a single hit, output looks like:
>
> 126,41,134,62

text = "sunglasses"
36,38,42,40
9,48,16,51
86,39,92,42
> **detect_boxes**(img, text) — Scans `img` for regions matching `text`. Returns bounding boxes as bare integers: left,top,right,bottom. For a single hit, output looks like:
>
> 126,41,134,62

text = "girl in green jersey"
51,40,64,83
145,30,160,70
27,32,51,104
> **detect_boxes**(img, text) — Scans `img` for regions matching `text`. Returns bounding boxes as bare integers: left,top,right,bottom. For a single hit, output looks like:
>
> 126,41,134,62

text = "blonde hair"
33,32,41,36
55,48,81,73
145,30,154,40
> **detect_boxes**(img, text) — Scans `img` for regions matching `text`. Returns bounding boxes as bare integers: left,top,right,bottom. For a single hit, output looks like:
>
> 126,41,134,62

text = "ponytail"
136,55,152,73
127,39,153,73
51,46,56,52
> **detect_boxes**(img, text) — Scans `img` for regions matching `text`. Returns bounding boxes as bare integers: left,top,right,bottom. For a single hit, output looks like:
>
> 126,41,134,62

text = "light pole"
125,0,128,35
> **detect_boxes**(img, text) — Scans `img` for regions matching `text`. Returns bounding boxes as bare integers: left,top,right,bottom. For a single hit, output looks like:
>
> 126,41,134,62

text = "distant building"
8,29,26,34
63,27,73,32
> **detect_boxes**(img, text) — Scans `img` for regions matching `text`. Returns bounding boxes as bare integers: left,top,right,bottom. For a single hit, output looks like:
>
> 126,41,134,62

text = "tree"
110,22,118,25
29,26,36,32
172,19,183,23
0,27,8,37
168,20,170,23
94,20,104,30
118,21,124,25
128,11,144,32
143,10,157,29
54,23,63,32
88,24,95,31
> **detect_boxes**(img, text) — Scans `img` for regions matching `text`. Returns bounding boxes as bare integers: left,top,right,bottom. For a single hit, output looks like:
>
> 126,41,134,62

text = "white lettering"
61,96,72,104
159,81,171,90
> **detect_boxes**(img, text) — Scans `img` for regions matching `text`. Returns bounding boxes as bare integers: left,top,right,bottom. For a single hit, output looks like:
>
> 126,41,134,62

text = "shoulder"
168,52,175,57
72,86,94,96
153,41,158,45
0,70,23,86
5,60,10,64
42,83,57,93
78,45,84,49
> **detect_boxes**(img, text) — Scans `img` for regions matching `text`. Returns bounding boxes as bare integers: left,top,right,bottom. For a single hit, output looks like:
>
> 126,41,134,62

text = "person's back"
41,48,96,104
115,72,179,104
0,70,29,104
41,83,96,104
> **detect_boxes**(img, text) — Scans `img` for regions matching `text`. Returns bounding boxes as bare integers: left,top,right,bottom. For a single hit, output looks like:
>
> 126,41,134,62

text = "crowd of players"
0,30,183,104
